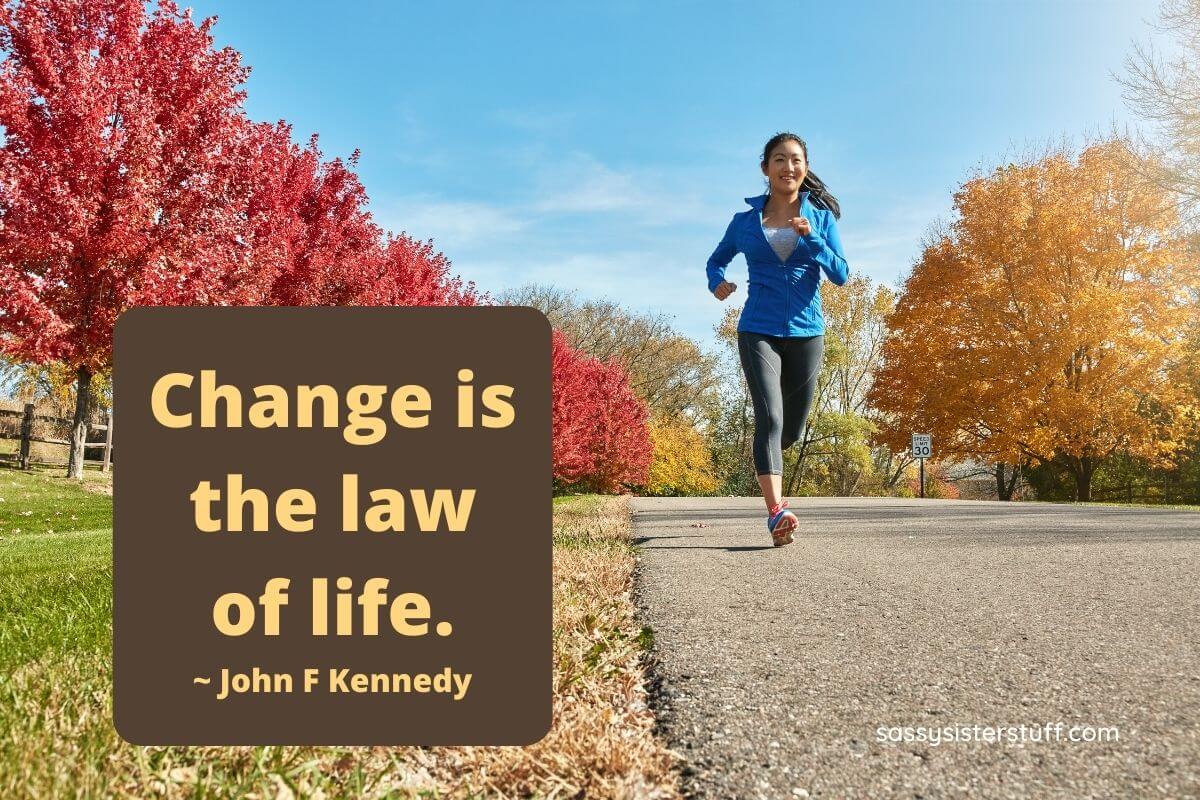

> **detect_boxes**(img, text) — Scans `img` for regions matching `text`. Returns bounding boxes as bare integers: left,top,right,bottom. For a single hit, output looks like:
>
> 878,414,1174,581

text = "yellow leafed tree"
644,416,719,496
868,139,1200,500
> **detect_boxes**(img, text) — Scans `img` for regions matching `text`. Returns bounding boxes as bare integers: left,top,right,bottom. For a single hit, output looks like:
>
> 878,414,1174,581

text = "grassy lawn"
1046,499,1200,511
0,467,680,799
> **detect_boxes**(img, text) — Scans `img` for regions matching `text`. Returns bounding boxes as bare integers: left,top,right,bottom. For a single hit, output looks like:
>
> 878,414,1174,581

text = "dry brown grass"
0,493,682,799
416,494,682,799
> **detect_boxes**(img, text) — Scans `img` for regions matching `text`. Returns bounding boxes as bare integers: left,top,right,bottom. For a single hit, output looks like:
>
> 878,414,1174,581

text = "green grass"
0,529,112,670
552,494,628,552
0,465,114,534
0,478,672,799
0,467,114,670
1039,498,1200,511
0,467,118,798
552,492,604,512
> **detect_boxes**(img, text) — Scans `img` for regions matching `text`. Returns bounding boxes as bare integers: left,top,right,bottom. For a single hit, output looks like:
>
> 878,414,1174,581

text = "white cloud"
527,151,720,222
369,196,529,247
528,153,646,213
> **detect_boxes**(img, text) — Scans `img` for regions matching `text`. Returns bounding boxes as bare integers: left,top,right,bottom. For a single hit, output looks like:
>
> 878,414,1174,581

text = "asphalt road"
630,497,1200,799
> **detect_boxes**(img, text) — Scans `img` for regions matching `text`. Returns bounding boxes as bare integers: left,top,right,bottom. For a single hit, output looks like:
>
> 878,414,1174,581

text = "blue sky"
195,0,1169,349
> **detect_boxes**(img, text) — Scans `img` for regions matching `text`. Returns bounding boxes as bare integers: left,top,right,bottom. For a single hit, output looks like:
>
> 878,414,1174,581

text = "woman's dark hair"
760,132,841,219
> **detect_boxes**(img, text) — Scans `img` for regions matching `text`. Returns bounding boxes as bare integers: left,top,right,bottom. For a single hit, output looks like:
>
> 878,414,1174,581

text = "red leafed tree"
231,123,382,306
351,233,486,308
551,328,596,481
576,357,653,493
233,123,485,308
550,328,652,493
0,0,485,478
0,0,261,477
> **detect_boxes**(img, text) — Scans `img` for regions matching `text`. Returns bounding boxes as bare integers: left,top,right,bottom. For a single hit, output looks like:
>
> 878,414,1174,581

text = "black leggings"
737,331,824,476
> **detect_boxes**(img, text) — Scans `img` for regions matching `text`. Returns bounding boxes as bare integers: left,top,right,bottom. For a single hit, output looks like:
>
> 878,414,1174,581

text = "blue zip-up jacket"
706,190,850,337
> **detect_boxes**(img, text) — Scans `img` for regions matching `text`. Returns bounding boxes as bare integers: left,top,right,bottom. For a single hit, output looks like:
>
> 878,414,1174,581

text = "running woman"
706,132,850,547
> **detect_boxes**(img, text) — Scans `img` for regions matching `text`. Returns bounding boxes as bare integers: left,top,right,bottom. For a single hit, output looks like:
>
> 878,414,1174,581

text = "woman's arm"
803,212,850,286
706,214,740,293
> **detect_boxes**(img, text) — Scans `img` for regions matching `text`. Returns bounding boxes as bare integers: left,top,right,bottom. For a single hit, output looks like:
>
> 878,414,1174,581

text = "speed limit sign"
911,434,932,459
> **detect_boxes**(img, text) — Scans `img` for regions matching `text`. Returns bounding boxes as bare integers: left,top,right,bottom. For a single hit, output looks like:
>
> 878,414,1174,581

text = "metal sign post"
910,433,932,498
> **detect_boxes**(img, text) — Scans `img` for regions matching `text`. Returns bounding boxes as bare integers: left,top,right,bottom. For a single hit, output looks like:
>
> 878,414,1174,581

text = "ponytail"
801,170,841,220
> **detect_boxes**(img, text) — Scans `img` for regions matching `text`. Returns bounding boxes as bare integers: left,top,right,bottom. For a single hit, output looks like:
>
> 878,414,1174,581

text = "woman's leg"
755,472,783,512
779,334,825,453
737,331,786,510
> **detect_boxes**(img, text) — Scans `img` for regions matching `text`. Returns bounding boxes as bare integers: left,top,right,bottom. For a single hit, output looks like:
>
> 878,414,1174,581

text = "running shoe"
767,500,797,546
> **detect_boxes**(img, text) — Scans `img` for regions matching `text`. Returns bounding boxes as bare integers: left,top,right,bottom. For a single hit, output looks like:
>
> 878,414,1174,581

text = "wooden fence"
0,403,113,471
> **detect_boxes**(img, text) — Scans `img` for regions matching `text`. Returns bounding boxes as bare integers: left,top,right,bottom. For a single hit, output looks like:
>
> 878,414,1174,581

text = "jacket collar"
745,190,810,211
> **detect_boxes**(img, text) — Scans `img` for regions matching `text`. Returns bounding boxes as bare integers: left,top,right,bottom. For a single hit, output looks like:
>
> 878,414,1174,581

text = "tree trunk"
784,460,798,496
1061,453,1094,502
1077,456,1094,502
886,456,908,491
67,364,93,479
785,434,810,496
994,461,1022,500
1008,460,1023,499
